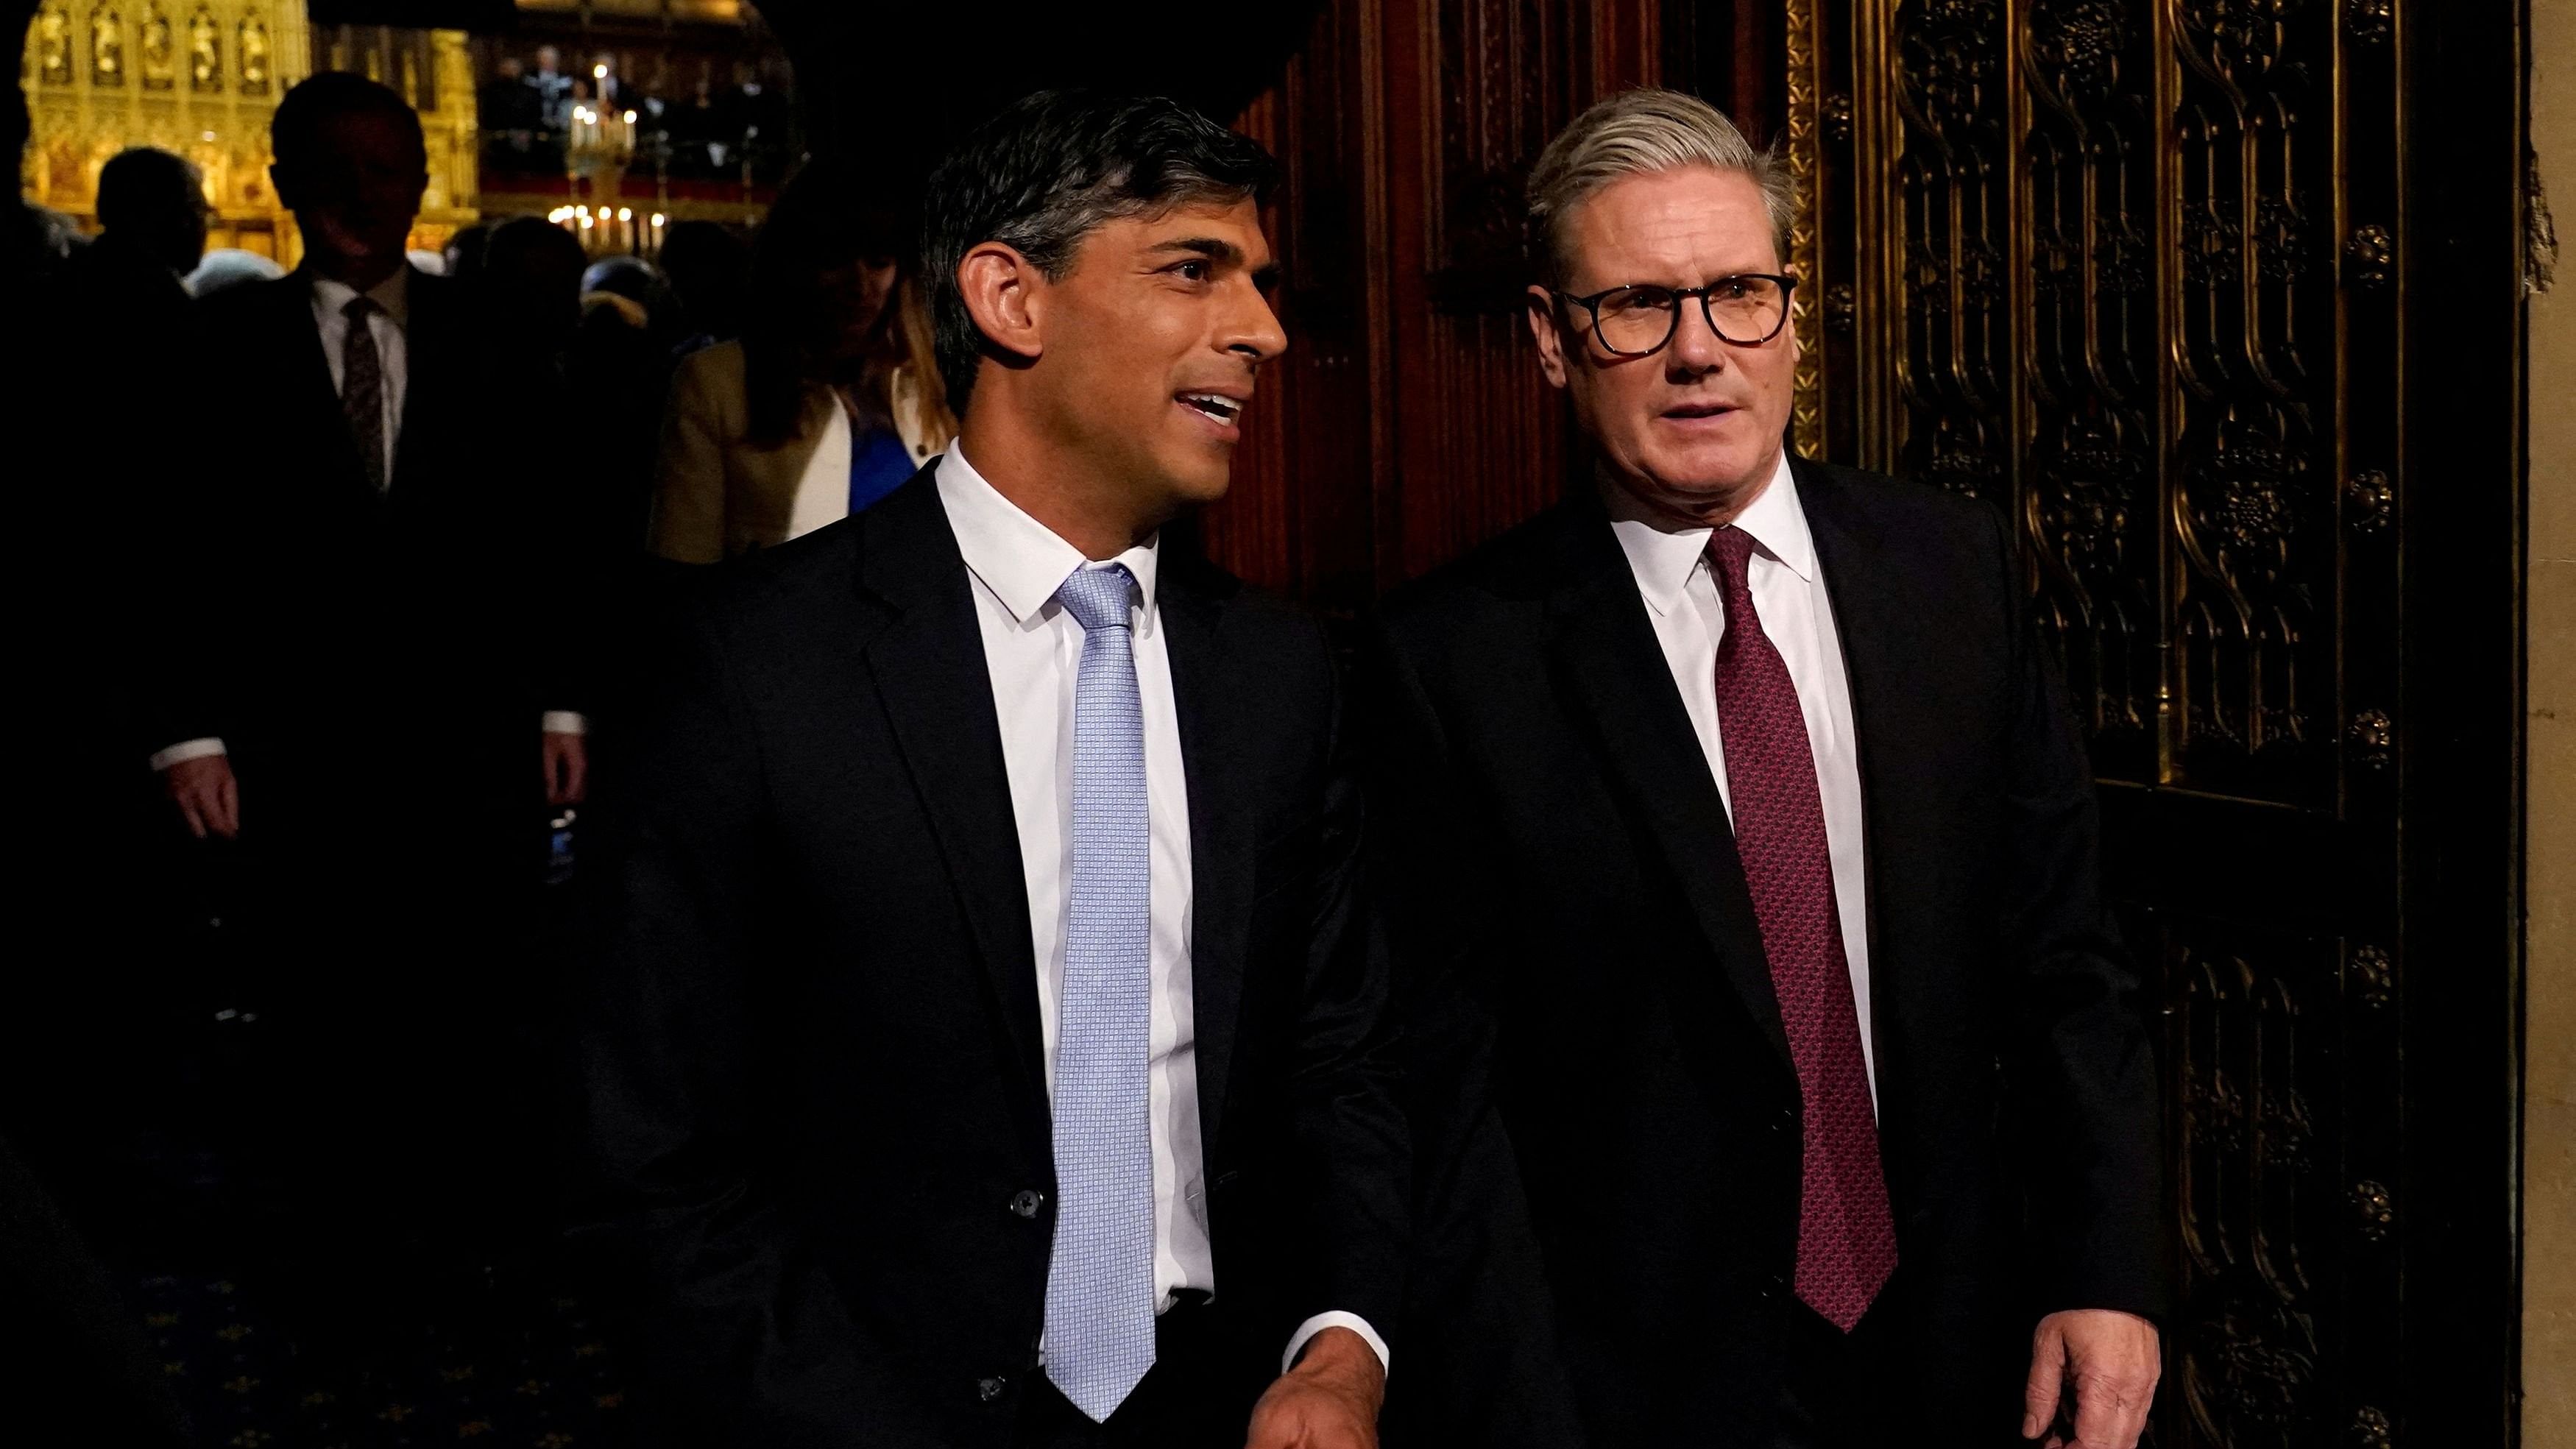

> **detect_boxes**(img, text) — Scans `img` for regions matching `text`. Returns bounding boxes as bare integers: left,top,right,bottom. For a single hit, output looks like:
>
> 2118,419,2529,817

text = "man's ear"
1526,284,1570,389
958,241,1046,369
268,162,298,213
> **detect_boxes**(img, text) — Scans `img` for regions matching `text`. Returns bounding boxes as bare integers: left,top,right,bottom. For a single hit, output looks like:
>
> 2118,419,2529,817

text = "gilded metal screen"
1783,0,2526,1442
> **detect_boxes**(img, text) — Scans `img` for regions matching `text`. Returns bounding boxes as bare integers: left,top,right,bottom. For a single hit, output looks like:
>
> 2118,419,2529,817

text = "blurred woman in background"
648,156,955,564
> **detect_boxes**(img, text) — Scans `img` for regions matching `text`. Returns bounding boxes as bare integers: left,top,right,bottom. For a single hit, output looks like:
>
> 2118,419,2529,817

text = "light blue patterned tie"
1044,563,1157,1423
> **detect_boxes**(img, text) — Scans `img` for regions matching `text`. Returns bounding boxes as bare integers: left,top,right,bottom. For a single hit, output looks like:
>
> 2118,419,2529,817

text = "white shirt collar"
1604,450,1814,615
935,442,1161,630
311,266,411,327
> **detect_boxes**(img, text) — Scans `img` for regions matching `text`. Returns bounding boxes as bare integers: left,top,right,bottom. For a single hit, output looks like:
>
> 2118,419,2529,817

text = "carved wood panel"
1206,0,1663,604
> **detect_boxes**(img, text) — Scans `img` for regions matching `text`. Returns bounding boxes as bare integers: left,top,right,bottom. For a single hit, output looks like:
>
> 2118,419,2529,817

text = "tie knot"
1707,524,1761,590
342,294,380,322
1055,564,1136,634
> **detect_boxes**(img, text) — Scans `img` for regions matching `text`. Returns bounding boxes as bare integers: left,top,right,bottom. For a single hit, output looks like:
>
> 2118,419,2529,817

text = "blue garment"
848,425,918,514
1041,564,1157,1423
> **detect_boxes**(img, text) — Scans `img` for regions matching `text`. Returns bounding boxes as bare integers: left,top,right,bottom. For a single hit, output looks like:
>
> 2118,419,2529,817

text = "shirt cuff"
150,737,227,772
541,712,590,735
1283,1311,1390,1378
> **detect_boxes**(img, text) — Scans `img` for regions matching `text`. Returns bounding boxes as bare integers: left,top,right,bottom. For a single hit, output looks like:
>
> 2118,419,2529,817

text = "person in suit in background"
648,155,956,565
138,72,586,1341
573,91,1403,1448
1373,89,2164,1449
8,139,208,1242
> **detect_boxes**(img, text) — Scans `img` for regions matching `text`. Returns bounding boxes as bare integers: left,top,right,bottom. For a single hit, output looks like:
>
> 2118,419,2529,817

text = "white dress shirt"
149,268,583,771
309,269,410,488
935,447,1387,1375
1604,452,1879,1108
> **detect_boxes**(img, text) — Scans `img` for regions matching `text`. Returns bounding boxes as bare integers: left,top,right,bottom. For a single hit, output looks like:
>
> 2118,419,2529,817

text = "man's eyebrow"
1145,235,1281,288
1147,236,1245,264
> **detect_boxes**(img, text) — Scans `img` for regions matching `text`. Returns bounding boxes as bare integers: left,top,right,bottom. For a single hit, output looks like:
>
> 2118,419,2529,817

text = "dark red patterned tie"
1707,524,1897,1331
341,294,388,495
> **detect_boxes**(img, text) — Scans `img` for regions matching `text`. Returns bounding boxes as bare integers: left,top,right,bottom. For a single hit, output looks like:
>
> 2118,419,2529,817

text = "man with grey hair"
1373,88,2164,1448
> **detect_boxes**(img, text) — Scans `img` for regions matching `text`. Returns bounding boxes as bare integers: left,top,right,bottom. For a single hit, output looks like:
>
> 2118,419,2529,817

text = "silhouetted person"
137,73,587,1357
472,213,589,359
528,44,573,130
478,55,542,171
68,147,207,339
8,147,208,1200
655,219,749,358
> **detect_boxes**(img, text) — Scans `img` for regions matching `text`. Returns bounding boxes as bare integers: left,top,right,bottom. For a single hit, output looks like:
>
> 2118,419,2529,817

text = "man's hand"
1245,1327,1384,1449
163,754,241,840
2023,1308,2159,1448
543,729,589,807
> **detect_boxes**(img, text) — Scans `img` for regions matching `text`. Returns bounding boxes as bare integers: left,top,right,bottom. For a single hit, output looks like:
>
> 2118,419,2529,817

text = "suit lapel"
1539,495,1794,1073
270,274,342,421
854,473,1049,1116
1158,561,1250,1156
389,267,446,497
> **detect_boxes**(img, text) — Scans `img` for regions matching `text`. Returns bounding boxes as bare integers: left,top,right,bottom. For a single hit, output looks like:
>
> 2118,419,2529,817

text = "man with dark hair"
575,91,1401,1448
137,72,585,1337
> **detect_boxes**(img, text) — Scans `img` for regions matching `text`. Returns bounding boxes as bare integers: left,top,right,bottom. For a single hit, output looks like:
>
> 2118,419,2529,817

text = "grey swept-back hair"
1525,88,1794,288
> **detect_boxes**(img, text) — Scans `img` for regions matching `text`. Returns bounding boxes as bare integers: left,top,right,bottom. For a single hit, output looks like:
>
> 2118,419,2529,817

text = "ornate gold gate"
1783,0,2528,1442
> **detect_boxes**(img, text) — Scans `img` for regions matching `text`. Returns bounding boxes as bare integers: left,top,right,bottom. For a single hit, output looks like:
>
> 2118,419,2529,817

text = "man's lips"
1659,401,1741,425
1176,389,1250,435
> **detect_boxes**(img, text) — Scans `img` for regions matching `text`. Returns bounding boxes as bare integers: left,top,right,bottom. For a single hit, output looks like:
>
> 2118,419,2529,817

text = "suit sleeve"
1362,624,1590,1449
131,300,238,756
567,597,935,1446
647,353,731,565
1984,506,2170,1323
1270,635,1412,1351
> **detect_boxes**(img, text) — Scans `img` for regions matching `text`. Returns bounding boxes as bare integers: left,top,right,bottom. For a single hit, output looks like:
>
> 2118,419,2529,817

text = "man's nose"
1665,299,1727,377
1225,283,1288,364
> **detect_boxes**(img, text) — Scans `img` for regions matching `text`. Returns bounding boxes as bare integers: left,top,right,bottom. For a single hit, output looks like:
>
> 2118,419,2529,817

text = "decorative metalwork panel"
1890,0,2015,505
2023,0,2161,780
2166,0,2338,806
2168,924,2339,1448
1786,0,2435,1441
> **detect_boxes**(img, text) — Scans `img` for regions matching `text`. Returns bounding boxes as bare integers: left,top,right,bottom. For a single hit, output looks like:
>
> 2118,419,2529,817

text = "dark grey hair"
921,90,1276,411
1525,88,1794,287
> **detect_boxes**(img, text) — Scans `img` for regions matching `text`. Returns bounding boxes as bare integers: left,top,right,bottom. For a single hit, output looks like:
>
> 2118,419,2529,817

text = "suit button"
1008,1189,1045,1219
977,1375,1008,1403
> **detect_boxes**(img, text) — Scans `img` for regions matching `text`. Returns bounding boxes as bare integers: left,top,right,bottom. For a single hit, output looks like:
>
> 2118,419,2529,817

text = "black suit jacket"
141,266,575,786
1370,457,2163,1448
570,472,1408,1447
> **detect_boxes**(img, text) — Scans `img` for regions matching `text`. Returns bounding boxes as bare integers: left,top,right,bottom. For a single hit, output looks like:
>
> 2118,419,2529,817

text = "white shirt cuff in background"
149,737,227,772
1283,1311,1390,1377
542,712,589,734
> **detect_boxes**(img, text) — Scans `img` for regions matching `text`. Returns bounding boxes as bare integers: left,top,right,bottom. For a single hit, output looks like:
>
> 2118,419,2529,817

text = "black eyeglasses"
1549,273,1798,356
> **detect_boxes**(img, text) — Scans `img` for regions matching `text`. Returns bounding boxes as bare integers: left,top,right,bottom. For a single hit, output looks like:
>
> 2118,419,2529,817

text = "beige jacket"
648,339,941,564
